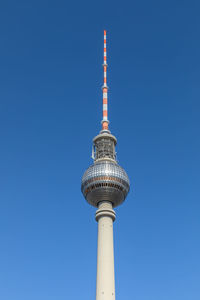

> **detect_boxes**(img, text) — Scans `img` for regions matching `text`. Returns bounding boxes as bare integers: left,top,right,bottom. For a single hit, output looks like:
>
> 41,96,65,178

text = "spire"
101,30,109,131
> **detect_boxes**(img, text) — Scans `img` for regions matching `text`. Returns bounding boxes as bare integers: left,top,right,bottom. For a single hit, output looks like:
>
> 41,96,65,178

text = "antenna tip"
104,30,106,35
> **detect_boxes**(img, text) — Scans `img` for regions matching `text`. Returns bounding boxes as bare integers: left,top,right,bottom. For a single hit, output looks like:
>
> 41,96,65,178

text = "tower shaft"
96,202,116,300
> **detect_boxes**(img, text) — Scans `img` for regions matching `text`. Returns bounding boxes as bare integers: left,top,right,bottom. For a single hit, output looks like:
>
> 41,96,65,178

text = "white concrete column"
95,201,116,300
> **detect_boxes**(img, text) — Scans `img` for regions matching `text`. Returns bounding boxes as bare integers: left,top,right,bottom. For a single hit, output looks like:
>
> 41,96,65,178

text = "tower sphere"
81,160,130,207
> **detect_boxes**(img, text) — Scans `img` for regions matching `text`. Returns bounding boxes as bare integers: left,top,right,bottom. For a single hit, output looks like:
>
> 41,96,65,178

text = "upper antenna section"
101,30,109,132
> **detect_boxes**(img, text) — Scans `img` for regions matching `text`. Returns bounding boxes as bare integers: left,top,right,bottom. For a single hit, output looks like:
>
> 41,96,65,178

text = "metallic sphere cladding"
81,160,130,208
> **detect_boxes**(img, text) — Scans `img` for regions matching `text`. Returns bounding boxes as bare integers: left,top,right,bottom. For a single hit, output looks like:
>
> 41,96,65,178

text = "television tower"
81,30,130,300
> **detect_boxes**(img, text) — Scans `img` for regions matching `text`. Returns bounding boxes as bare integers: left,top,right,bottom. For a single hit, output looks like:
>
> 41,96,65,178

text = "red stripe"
103,111,107,117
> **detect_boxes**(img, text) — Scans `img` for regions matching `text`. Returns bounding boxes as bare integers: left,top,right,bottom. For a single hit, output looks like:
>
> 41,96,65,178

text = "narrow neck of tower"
102,30,109,132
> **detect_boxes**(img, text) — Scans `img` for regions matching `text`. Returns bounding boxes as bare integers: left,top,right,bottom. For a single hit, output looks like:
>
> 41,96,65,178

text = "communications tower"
81,30,130,300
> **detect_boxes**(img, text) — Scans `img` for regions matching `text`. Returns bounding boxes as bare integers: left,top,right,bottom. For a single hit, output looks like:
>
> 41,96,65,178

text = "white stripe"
103,116,107,120
104,52,107,56
104,43,106,48
103,104,107,110
103,92,107,98
104,72,106,77
104,35,106,39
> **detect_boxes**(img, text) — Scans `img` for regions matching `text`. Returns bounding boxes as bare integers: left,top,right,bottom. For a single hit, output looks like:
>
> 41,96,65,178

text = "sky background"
0,0,200,299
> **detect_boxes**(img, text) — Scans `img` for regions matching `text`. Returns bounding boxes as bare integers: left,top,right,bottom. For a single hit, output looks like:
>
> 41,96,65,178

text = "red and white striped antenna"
101,30,109,131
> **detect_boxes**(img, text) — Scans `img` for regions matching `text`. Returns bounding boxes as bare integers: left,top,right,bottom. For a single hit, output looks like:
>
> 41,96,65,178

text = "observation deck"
81,132,130,208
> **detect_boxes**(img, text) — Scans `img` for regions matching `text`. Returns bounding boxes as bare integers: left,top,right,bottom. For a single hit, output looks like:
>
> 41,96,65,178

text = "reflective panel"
81,160,130,207
82,161,129,184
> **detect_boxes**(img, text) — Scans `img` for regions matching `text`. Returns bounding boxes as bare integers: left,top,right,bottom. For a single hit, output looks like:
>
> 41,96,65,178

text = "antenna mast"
102,30,109,131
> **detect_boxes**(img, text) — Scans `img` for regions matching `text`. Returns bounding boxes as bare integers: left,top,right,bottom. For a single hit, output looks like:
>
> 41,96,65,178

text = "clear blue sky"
0,0,200,299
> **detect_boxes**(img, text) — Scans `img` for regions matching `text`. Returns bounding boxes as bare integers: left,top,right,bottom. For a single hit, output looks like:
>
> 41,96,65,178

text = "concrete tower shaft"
96,202,116,300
